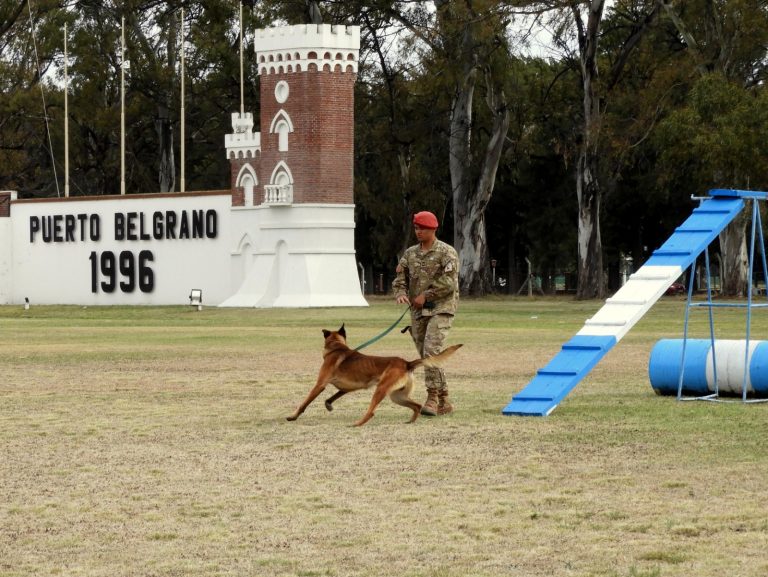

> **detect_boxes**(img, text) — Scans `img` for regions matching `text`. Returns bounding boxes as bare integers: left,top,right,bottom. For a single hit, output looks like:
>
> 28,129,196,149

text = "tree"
0,0,69,194
435,0,511,295
660,0,768,295
268,1,511,295
654,75,768,293
354,32,451,276
543,0,663,298
20,0,260,197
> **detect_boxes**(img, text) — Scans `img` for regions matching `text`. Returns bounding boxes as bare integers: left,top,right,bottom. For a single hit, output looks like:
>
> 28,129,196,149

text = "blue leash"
354,306,411,351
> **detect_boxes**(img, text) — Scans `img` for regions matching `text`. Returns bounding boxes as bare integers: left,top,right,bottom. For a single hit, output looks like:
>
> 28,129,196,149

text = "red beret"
413,211,439,229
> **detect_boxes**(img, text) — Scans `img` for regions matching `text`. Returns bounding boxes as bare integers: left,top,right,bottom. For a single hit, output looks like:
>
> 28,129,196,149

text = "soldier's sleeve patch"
444,262,454,273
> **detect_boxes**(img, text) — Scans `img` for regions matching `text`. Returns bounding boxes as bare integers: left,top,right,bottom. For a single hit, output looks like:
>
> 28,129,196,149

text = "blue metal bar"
684,193,768,404
687,302,768,308
743,199,758,401
710,189,768,200
704,247,719,397
758,200,768,303
678,258,697,401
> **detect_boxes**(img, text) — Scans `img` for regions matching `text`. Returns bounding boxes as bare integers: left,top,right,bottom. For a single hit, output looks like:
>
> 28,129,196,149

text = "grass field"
1,296,768,577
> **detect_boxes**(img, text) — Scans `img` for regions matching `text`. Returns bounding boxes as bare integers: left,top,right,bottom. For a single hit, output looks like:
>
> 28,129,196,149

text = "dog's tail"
408,344,463,371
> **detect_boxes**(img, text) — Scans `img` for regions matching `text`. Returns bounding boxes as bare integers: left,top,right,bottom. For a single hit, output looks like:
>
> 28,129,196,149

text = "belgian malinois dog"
287,325,462,426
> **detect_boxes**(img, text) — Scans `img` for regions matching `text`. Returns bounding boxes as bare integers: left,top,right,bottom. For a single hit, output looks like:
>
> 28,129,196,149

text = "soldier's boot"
437,388,453,415
420,388,439,416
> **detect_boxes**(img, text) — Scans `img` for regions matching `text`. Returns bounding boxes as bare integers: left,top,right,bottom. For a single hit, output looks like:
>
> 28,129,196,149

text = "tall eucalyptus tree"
541,0,663,298
660,0,768,296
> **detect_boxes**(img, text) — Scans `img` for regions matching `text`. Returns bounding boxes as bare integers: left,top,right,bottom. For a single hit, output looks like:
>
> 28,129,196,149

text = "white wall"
220,203,367,308
9,192,233,306
3,193,367,308
0,220,13,304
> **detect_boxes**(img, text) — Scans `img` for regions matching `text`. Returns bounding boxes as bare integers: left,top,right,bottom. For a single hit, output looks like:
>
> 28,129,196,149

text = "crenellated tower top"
256,24,360,75
225,112,260,161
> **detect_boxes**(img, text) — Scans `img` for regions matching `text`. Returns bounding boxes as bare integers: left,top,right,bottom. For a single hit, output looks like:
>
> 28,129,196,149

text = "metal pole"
120,17,125,195
64,23,69,197
526,257,533,297
180,8,185,193
677,259,697,401
239,1,244,116
743,199,758,401
704,248,718,397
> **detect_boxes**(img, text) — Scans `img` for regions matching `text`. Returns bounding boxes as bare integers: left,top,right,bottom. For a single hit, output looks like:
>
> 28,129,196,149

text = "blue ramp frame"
503,189,748,417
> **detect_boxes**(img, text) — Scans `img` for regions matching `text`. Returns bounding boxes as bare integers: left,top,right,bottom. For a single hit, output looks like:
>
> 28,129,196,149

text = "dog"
287,324,462,426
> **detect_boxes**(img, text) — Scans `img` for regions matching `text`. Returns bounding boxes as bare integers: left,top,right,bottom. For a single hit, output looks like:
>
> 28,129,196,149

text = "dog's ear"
322,329,331,339
338,324,346,339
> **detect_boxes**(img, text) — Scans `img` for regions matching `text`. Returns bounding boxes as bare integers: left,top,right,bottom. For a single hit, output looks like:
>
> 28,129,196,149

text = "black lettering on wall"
41,216,52,242
89,250,155,294
153,212,164,240
165,211,177,239
179,211,190,239
90,214,100,241
139,213,150,240
65,214,76,242
126,212,138,241
53,215,63,242
192,210,204,238
205,210,217,238
114,213,125,241
78,214,88,241
29,216,40,242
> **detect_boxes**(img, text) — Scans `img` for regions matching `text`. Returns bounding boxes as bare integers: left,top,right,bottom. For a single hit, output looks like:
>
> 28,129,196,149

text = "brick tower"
221,24,366,308
256,25,358,205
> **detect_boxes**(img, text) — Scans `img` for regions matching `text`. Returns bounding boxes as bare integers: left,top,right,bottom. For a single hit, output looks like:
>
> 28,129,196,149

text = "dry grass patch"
1,298,768,577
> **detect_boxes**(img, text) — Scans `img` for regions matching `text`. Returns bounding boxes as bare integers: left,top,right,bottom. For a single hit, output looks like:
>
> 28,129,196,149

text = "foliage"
654,73,768,192
1,0,768,296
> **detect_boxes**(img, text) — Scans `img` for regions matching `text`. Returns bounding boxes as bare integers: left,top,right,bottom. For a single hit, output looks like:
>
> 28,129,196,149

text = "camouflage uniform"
392,239,459,392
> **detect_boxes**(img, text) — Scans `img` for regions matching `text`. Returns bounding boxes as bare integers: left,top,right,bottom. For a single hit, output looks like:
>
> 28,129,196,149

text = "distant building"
0,24,367,308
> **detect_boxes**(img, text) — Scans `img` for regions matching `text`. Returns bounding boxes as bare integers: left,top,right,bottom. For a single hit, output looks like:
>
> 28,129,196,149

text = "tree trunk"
454,67,509,295
662,1,748,296
719,213,748,296
388,1,510,295
576,147,603,298
397,147,413,257
130,8,178,193
448,35,478,289
575,0,606,299
156,101,175,193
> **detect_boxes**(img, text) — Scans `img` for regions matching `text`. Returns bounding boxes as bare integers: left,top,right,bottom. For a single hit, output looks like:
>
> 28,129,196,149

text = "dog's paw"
286,415,298,421
324,400,334,412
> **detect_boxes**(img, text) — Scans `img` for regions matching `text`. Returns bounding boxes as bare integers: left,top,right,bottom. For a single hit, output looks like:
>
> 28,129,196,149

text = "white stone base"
220,203,368,308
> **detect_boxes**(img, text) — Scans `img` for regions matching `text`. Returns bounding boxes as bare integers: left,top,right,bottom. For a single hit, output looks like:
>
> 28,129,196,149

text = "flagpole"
120,16,126,195
64,23,69,198
180,8,185,193
239,1,244,116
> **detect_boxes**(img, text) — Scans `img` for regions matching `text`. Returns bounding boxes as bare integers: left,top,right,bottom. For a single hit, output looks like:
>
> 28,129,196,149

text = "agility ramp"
503,189,747,416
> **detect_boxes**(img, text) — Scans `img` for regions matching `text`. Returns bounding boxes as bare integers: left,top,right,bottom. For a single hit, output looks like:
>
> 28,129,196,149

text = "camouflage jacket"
392,239,459,318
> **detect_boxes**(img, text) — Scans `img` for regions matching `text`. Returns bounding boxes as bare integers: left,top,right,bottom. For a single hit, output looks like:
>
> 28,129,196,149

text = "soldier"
392,211,460,416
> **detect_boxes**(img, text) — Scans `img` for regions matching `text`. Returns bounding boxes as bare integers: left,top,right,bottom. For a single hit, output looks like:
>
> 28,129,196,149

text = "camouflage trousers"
410,313,454,391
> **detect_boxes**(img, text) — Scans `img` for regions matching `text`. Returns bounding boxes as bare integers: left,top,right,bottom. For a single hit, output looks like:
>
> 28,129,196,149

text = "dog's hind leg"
325,389,348,412
389,375,421,423
353,374,398,427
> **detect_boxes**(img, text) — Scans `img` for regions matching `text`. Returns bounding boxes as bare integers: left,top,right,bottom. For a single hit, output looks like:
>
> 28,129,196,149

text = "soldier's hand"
396,295,411,305
411,293,426,309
